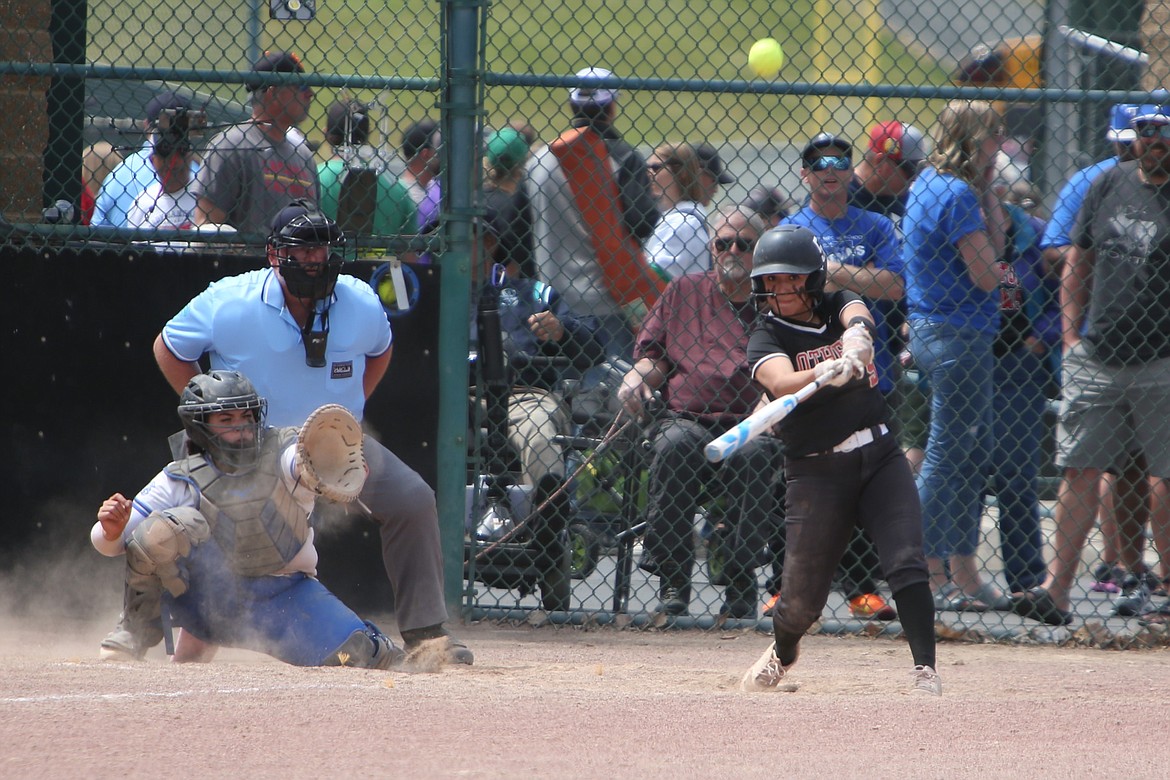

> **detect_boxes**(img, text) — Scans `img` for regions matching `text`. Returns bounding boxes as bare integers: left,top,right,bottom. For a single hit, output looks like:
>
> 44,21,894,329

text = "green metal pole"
436,0,481,615
43,0,86,209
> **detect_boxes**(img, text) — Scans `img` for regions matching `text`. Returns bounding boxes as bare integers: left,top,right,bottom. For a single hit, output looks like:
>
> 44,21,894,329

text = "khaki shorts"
1055,341,1170,477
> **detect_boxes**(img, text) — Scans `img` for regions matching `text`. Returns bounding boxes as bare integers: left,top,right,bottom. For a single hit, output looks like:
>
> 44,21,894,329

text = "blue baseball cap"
1106,104,1140,142
1130,104,1170,128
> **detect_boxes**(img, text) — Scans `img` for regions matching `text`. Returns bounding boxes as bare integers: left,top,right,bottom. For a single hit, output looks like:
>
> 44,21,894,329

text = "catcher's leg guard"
99,581,165,662
324,622,405,670
125,508,210,597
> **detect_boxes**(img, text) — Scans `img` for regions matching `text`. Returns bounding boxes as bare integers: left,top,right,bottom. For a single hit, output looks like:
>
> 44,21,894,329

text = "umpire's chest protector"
166,429,308,577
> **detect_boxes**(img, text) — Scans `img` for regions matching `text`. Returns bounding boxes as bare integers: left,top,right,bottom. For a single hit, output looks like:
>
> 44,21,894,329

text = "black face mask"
279,253,343,300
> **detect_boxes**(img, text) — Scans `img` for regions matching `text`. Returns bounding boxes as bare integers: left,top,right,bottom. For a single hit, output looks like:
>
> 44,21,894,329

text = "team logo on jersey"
331,361,354,379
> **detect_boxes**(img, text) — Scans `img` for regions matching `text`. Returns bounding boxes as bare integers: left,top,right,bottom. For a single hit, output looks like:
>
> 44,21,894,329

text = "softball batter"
740,225,940,694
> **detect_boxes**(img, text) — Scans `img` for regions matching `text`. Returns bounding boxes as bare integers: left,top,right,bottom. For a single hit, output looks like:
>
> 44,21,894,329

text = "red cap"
867,121,927,163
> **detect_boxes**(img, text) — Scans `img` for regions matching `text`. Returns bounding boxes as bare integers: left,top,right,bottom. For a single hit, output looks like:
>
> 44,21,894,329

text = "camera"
153,107,207,157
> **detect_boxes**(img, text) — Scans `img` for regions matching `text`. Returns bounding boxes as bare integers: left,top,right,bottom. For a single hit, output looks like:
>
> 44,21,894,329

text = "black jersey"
747,290,888,457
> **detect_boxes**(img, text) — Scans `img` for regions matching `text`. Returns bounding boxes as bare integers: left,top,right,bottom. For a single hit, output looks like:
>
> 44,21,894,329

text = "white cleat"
741,643,790,692
911,664,942,695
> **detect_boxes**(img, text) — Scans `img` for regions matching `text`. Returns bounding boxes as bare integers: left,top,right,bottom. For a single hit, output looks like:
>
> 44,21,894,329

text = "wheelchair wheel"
568,521,600,579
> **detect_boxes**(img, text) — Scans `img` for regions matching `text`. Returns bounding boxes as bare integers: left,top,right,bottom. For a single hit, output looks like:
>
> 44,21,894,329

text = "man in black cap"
695,142,735,208
193,50,319,237
400,118,442,231
93,91,197,227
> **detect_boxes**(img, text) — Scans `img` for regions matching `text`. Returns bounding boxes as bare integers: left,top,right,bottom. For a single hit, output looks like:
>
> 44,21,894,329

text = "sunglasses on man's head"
807,155,852,172
1137,123,1170,140
713,236,756,252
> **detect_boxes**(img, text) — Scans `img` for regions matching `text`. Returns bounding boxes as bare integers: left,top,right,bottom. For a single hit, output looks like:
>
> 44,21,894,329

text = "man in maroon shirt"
618,206,779,618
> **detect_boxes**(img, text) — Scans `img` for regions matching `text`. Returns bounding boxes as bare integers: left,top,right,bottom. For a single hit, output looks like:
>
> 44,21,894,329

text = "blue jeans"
909,319,994,558
990,348,1048,592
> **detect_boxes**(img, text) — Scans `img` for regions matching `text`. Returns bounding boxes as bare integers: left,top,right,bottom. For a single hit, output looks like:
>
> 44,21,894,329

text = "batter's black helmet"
178,371,267,472
750,225,827,304
268,200,346,300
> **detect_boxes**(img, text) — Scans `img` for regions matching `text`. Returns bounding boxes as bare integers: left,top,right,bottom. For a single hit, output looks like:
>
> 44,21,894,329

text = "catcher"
90,370,402,668
739,226,940,695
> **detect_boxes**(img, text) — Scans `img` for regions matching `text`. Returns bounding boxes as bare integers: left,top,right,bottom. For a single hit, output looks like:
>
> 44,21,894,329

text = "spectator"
1036,103,1156,605
150,202,474,663
743,185,797,228
91,371,402,669
902,100,1011,613
695,142,735,208
1014,106,1170,626
482,127,535,277
470,209,605,609
987,199,1056,595
526,66,661,362
400,118,442,232
193,51,318,236
781,131,905,621
80,142,123,226
644,141,710,280
92,92,197,228
317,100,417,259
849,120,929,221
618,206,779,618
125,106,204,230
848,120,929,478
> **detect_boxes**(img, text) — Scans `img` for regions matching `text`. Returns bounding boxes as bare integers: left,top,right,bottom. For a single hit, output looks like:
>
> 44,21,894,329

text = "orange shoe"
761,592,781,617
849,593,897,621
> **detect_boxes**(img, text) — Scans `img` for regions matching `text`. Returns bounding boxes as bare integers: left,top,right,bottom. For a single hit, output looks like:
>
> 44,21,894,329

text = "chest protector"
166,428,308,577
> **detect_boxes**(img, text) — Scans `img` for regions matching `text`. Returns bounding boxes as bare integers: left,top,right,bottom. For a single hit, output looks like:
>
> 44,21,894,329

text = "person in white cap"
525,66,661,362
1013,105,1170,627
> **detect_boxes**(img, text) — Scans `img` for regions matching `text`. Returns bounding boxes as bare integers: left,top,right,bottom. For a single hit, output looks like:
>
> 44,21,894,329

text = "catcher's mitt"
297,404,367,502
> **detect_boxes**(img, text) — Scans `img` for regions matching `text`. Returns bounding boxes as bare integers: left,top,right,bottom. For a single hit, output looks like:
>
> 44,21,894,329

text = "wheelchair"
462,295,574,612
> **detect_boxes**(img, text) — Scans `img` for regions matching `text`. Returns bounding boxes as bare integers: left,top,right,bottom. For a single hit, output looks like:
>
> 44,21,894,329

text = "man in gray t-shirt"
194,51,319,237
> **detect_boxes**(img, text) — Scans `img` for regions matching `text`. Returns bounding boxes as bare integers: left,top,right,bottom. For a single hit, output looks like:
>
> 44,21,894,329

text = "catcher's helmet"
178,371,267,471
750,225,827,306
268,200,346,300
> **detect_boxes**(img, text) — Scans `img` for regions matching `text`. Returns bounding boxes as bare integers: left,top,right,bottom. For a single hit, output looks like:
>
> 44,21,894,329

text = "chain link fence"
6,0,1170,648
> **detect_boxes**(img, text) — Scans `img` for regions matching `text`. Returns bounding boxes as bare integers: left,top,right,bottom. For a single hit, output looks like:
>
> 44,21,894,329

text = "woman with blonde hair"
901,100,1012,612
644,141,710,279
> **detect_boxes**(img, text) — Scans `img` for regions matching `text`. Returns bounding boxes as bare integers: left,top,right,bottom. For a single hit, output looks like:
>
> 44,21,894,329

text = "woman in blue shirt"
902,100,1011,611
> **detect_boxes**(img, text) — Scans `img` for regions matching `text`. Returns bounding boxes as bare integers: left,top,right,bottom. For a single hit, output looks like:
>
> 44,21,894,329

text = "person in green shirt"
317,100,418,260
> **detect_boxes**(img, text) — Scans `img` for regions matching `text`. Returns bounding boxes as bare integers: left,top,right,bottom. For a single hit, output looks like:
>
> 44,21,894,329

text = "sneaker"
1090,563,1124,594
741,643,791,692
849,593,898,621
659,584,690,616
1112,574,1154,617
99,627,147,662
401,625,474,665
911,665,942,695
761,592,781,617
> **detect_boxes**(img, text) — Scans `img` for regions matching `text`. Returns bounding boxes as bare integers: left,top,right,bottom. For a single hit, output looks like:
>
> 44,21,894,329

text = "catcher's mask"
178,371,268,472
268,201,346,367
268,201,346,301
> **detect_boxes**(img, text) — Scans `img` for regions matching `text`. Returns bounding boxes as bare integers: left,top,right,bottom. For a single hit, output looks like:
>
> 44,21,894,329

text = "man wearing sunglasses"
618,206,780,620
779,133,905,623
1014,106,1170,627
193,50,319,237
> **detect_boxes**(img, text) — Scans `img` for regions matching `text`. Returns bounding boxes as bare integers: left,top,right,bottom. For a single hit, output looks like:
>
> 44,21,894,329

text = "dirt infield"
2,615,1168,780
